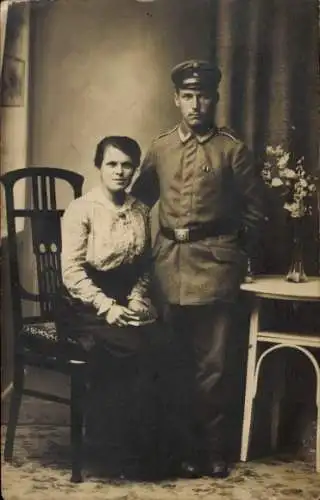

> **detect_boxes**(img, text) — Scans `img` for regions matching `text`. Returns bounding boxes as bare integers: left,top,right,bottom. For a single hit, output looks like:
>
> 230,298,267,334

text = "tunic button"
203,165,210,173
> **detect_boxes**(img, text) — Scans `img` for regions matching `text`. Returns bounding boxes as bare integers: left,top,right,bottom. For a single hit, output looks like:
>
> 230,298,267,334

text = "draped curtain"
207,0,319,275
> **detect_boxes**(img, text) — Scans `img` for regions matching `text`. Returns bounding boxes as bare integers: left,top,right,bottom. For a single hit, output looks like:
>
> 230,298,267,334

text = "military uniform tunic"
132,123,264,305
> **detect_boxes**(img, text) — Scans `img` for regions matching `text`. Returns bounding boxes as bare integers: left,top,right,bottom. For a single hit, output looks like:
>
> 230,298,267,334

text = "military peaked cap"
171,59,221,90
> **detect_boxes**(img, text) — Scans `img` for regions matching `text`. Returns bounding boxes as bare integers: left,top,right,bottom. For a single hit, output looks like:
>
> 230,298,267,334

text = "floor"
1,369,320,500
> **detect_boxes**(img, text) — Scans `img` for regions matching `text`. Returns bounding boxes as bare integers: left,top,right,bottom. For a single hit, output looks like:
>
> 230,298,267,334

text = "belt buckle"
174,228,190,242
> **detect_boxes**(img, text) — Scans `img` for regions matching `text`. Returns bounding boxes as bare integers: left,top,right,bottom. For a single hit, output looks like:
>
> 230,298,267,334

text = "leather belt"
160,221,238,243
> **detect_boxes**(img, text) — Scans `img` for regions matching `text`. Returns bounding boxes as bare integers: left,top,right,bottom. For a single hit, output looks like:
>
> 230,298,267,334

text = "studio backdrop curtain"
207,0,319,275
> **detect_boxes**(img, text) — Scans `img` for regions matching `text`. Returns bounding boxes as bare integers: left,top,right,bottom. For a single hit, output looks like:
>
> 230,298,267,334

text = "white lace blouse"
61,186,151,316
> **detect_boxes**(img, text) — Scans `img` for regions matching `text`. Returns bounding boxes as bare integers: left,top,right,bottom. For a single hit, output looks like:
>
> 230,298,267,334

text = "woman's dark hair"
94,136,141,169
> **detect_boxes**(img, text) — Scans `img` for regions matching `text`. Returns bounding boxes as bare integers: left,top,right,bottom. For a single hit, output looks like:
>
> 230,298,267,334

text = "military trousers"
167,301,236,463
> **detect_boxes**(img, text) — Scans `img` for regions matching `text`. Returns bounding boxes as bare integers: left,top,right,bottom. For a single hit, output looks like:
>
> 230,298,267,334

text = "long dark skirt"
56,265,178,477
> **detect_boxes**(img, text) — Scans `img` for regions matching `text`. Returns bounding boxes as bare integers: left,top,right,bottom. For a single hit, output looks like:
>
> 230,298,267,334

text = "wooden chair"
1,167,88,482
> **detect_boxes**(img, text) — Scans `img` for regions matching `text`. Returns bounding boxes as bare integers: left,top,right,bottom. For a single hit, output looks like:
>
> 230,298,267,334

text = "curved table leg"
253,343,320,473
240,297,260,462
270,354,286,451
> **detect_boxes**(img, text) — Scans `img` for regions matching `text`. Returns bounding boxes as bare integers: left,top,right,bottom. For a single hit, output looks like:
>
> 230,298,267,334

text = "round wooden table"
239,275,320,472
241,274,320,301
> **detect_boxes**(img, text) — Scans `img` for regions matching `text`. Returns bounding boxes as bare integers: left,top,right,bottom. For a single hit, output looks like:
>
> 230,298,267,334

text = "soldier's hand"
128,298,158,321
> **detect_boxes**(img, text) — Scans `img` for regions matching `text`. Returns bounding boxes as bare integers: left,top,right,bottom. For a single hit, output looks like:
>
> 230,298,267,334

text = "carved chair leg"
70,362,86,483
4,356,25,462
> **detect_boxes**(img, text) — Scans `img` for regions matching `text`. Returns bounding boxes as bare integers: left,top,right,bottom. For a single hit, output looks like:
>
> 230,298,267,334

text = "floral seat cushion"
22,322,78,344
20,322,86,360
22,322,60,343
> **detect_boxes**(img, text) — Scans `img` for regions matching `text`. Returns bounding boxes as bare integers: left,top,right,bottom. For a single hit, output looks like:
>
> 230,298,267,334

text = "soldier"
131,60,265,478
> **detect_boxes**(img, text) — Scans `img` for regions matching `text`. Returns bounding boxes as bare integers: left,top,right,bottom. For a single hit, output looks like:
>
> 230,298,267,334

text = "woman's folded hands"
105,298,158,327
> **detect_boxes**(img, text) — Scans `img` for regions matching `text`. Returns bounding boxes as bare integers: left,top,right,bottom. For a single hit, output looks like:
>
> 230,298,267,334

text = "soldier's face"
174,89,217,129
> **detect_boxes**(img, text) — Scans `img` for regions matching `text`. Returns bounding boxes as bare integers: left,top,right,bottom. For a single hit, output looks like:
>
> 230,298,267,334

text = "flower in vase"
271,177,283,187
262,146,318,219
278,153,290,169
284,201,304,218
281,168,296,179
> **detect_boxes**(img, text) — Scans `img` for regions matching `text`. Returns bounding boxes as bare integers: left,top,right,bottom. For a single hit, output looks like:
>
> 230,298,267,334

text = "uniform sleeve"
61,201,115,315
130,146,160,207
232,142,265,233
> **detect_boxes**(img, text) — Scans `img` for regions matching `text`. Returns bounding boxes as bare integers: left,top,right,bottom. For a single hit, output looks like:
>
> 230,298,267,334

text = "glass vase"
286,217,308,283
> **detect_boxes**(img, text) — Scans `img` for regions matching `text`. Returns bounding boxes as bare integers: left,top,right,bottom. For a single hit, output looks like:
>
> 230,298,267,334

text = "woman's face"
100,145,136,194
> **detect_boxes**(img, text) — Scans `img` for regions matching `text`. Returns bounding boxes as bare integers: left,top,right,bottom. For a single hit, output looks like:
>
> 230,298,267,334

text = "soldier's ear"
174,91,180,108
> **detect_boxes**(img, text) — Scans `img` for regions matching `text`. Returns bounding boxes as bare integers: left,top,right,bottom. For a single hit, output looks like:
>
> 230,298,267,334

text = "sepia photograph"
1,0,319,499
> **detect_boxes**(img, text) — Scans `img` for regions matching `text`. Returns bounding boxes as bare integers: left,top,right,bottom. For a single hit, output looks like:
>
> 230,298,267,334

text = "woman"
59,136,162,477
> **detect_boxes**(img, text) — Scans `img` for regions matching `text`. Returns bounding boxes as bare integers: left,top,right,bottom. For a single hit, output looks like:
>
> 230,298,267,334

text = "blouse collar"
86,186,135,213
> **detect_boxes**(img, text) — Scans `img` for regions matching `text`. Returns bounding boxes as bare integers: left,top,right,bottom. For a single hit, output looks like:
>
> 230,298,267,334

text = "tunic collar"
177,121,217,144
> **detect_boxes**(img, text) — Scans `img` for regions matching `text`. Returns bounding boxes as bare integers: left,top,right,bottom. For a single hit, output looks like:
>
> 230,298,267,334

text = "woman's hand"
128,298,158,321
105,304,140,327
128,298,149,314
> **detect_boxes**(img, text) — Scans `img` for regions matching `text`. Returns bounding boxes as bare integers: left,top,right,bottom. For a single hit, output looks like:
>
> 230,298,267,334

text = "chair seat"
20,321,86,361
22,322,76,344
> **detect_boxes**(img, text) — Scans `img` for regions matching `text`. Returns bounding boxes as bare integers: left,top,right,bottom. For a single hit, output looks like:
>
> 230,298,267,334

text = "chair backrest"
0,167,84,331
